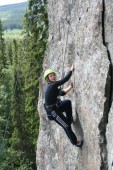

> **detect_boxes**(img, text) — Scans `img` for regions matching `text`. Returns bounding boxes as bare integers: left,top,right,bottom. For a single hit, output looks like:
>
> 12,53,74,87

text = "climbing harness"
44,98,62,112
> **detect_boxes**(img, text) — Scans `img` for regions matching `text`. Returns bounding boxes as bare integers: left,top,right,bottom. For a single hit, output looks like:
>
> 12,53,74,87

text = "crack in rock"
98,0,113,169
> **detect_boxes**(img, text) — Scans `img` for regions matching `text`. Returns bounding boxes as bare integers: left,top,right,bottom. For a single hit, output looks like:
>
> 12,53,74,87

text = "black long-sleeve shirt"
45,71,72,105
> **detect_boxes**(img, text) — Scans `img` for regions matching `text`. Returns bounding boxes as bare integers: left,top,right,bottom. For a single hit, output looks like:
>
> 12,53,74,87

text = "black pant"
45,99,77,145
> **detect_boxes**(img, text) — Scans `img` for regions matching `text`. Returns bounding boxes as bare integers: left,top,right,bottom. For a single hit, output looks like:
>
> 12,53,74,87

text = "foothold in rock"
77,52,79,56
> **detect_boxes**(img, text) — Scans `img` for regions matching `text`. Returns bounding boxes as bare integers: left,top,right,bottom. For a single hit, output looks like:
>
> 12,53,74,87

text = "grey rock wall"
36,0,113,170
105,0,113,170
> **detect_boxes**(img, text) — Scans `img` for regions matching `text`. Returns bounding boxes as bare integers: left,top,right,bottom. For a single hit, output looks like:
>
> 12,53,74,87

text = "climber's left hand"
70,82,74,88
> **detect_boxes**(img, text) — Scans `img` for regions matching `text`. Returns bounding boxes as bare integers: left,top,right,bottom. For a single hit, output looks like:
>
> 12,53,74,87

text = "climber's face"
48,73,56,82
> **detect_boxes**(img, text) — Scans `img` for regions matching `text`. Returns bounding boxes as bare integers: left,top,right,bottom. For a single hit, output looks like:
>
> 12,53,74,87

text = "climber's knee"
63,99,72,107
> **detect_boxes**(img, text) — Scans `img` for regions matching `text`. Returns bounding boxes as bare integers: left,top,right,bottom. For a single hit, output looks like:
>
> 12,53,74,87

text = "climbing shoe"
75,140,84,148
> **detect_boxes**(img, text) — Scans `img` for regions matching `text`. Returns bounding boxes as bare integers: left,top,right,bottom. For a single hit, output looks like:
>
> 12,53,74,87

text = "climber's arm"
63,82,73,94
54,65,74,87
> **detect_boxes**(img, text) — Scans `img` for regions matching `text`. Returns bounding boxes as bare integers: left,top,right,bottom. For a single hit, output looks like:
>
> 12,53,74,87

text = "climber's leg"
51,110,77,145
60,99,73,124
44,107,83,147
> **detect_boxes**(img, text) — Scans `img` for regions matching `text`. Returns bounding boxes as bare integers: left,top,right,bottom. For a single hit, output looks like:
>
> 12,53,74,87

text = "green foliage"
0,68,13,140
0,0,48,169
0,19,6,70
0,148,32,170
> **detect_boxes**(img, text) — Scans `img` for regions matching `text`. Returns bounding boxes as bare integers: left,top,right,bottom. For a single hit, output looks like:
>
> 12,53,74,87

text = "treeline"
0,0,48,169
0,2,27,30
3,21,22,30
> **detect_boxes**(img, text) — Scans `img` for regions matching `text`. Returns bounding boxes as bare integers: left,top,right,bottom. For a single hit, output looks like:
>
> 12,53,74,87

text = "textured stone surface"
105,0,113,169
36,0,113,170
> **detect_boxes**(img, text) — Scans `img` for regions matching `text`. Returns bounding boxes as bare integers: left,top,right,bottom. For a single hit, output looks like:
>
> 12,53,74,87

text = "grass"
4,29,24,41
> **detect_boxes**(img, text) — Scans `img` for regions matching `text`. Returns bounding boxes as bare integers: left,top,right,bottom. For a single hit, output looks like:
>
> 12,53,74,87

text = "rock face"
36,0,113,170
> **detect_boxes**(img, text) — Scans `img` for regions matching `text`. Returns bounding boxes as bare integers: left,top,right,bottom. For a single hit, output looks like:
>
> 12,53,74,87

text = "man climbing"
44,65,83,147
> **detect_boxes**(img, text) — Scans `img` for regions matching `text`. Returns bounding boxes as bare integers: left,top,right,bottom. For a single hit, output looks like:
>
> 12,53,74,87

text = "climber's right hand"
70,64,74,72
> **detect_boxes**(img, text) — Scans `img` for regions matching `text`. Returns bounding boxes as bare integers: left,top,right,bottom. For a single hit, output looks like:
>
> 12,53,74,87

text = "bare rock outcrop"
36,0,113,169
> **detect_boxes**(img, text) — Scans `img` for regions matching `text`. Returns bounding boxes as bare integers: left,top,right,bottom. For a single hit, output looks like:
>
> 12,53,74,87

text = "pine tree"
10,39,26,150
10,39,34,168
7,42,13,66
0,20,13,168
0,20,12,138
0,0,48,169
21,0,48,168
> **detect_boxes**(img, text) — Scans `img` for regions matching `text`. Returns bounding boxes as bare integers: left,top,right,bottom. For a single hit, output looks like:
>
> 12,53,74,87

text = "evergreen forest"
0,2,27,30
0,0,48,169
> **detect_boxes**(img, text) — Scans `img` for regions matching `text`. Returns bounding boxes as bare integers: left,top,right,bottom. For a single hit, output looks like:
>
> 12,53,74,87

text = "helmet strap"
46,75,50,82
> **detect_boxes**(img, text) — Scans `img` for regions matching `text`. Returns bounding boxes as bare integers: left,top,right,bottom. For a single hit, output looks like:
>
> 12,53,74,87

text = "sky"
0,0,27,6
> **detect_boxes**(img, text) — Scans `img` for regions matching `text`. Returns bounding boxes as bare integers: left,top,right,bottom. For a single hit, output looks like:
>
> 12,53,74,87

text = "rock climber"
44,65,83,147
